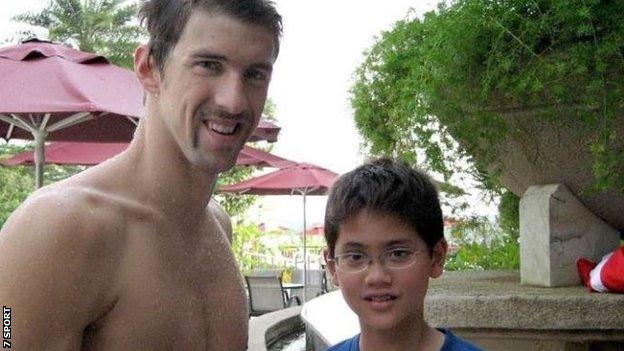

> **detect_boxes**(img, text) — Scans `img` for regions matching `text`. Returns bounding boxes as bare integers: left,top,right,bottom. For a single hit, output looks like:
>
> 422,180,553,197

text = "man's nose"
214,74,247,116
364,258,392,286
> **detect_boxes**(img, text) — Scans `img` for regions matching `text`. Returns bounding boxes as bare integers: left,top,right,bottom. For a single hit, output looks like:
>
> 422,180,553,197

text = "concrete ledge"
303,271,624,350
301,290,359,348
248,306,303,351
426,271,624,330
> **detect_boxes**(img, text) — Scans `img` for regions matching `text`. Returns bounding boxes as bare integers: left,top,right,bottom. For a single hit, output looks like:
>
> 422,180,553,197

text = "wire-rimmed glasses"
327,248,428,273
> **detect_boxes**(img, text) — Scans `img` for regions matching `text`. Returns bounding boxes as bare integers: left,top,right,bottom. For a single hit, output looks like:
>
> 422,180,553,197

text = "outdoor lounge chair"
245,270,302,316
291,268,328,302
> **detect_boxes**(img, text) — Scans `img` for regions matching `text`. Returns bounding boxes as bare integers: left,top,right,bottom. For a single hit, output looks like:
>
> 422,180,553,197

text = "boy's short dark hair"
138,0,283,73
324,158,444,257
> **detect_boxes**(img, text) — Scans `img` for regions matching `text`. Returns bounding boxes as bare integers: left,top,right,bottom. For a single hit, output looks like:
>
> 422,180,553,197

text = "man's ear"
134,45,161,95
323,249,339,287
430,239,448,279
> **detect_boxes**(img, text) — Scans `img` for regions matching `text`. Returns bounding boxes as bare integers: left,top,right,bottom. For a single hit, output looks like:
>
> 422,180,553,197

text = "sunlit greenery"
0,142,84,228
231,221,273,274
351,0,624,196
445,217,520,271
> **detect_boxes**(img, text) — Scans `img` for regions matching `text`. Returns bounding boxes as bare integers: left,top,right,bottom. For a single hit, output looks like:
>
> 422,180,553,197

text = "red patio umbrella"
0,39,281,187
0,39,141,187
218,162,339,298
0,142,128,166
235,146,296,168
250,119,281,143
0,142,295,168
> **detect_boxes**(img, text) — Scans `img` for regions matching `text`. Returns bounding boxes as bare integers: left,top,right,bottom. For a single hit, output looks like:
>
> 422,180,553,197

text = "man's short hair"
324,158,444,257
138,0,283,73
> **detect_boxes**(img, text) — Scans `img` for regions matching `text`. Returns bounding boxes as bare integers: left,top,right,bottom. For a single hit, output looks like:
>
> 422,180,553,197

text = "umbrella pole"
34,132,46,189
302,192,307,303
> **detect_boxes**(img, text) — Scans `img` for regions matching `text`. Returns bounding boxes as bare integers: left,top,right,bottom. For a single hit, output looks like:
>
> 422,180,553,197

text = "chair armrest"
287,295,302,307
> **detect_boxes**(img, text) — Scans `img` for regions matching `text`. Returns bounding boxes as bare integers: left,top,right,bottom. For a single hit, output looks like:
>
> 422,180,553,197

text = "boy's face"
326,209,446,332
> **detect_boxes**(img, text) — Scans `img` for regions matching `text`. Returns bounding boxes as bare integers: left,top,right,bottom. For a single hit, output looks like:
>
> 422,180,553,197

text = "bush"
445,217,520,271
352,0,624,193
0,143,83,228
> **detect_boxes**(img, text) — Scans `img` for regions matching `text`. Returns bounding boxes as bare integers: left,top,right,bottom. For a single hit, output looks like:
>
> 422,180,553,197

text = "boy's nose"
214,74,247,116
363,259,392,286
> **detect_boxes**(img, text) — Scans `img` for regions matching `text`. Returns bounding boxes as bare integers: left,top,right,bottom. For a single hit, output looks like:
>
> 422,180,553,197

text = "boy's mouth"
364,293,398,310
365,294,396,302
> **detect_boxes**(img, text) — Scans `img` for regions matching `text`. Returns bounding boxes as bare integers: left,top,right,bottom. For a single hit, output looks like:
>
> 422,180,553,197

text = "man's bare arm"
208,200,233,243
0,190,118,350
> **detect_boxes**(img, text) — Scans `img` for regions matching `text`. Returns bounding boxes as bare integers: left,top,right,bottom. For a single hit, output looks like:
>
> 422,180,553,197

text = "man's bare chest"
83,228,248,350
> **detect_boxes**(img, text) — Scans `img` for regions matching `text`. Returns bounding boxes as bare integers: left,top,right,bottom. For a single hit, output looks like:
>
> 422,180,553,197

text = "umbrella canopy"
249,119,281,143
219,162,339,300
0,39,281,187
218,162,338,195
0,39,141,187
1,142,295,168
235,145,296,168
0,39,141,142
0,141,128,166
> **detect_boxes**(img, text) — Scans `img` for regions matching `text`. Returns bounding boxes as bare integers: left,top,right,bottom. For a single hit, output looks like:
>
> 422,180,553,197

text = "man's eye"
197,61,222,73
245,69,268,83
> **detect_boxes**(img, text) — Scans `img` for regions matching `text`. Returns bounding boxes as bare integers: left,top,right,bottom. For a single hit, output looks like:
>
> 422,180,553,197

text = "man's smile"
205,120,239,136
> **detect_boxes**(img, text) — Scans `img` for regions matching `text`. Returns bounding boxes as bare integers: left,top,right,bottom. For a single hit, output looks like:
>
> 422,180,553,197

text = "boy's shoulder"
439,328,484,351
326,330,484,351
326,334,359,351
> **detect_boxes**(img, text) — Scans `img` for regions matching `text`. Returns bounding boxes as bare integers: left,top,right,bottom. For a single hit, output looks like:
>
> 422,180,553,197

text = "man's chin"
196,156,238,174
186,144,241,172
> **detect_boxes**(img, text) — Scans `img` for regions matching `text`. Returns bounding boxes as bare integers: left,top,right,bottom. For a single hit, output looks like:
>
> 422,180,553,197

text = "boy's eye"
385,249,413,261
344,253,366,262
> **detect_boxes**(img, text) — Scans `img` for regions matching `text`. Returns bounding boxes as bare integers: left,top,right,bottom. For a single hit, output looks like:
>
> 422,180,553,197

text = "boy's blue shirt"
326,328,484,351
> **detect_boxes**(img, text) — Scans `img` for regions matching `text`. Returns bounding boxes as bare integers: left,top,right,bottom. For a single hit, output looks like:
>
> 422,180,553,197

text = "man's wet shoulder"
1,184,144,250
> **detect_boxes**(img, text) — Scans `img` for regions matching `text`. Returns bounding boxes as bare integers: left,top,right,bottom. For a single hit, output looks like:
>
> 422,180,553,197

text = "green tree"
351,0,624,227
497,191,519,239
0,143,84,228
215,166,259,220
230,221,268,274
12,0,145,69
0,144,35,228
445,217,520,271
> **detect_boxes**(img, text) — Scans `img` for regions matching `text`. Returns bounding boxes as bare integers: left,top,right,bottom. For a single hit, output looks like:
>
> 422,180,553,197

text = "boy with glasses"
324,158,483,351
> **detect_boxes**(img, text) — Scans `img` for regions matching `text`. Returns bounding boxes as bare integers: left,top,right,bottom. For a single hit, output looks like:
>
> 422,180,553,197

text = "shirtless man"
0,1,282,349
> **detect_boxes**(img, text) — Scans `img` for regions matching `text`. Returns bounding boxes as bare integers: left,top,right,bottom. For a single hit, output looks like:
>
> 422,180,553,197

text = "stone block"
519,184,620,287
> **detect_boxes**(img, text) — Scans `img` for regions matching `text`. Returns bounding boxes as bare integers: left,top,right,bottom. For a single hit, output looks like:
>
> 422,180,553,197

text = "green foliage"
231,221,273,274
262,99,278,122
497,191,519,239
351,0,624,193
12,0,145,69
445,217,520,271
0,143,84,228
0,144,35,228
214,165,259,219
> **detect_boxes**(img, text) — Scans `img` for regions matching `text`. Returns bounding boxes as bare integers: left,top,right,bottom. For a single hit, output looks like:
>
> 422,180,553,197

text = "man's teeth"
207,121,236,135
369,295,394,302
